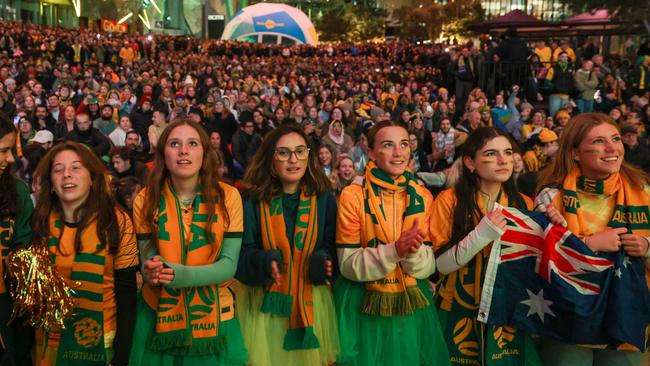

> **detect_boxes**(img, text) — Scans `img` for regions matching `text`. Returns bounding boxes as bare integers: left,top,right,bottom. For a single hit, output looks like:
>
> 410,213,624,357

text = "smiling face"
164,124,204,182
369,126,410,179
337,157,355,181
318,146,332,167
463,136,514,184
273,132,309,188
574,123,623,180
51,149,92,210
0,132,16,175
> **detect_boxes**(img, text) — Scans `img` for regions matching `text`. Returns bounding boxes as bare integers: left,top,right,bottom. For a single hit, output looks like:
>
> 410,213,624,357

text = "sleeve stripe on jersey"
337,243,362,248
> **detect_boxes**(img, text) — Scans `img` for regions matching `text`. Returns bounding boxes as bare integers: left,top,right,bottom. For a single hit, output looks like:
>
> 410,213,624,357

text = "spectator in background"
29,129,53,150
331,154,357,199
630,56,650,96
147,109,168,153
495,27,531,90
33,104,55,132
552,39,577,62
231,120,262,172
450,47,477,115
64,112,110,157
546,52,575,117
108,115,132,147
322,119,353,156
205,99,238,145
94,104,117,136
124,130,151,163
318,144,335,177
621,123,650,171
408,131,430,173
209,130,235,180
129,97,154,149
109,146,149,182
574,60,599,113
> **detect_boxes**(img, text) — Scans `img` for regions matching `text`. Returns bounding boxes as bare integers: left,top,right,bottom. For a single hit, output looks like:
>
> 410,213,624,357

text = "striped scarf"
46,214,107,366
553,168,650,238
141,181,226,355
259,191,320,350
359,160,429,316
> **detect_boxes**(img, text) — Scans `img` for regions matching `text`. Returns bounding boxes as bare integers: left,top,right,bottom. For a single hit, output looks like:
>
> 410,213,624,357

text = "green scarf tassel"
260,291,293,317
284,326,321,350
361,286,430,317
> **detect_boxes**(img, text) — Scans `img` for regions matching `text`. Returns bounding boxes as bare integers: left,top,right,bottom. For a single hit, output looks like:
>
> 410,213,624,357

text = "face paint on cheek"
581,147,602,156
478,157,497,165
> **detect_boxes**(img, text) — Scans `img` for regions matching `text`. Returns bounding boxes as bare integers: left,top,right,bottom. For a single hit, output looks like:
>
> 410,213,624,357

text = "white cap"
31,130,54,144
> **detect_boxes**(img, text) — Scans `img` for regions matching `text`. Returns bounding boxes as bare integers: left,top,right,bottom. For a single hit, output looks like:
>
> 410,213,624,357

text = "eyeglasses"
274,146,310,161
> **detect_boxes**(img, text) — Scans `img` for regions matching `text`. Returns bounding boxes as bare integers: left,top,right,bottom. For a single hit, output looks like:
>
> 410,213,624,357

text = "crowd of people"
1,18,650,366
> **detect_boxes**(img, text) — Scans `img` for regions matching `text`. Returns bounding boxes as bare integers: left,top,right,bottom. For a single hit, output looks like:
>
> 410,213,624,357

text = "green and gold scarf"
141,181,225,355
359,160,429,316
46,214,107,366
553,167,650,239
259,190,320,350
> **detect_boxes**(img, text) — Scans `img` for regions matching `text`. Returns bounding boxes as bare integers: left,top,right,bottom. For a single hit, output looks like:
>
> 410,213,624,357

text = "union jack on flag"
499,208,614,295
478,207,650,350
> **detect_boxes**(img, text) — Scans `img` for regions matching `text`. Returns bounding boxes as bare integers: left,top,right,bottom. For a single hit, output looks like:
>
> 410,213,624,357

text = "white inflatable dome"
222,3,318,45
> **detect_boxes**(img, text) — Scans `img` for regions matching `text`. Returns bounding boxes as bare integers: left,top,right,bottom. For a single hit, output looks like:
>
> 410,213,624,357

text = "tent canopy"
222,3,318,45
479,9,546,26
565,9,612,24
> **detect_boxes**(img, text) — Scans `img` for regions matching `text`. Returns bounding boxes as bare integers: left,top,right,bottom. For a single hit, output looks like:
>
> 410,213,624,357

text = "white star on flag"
615,268,622,278
521,289,556,323
623,256,632,269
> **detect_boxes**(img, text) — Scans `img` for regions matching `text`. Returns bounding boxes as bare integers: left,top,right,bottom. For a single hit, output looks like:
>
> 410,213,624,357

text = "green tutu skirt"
334,278,451,366
129,296,248,366
235,284,339,366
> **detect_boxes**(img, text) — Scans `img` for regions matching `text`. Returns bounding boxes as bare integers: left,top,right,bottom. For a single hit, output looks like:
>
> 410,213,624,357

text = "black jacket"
65,127,111,157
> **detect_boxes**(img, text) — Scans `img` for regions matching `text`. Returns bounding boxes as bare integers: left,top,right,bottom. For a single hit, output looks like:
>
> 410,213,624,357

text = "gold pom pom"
6,244,74,332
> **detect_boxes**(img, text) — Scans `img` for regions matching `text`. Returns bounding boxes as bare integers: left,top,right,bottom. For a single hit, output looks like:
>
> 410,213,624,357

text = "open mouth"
601,156,618,162
62,183,77,190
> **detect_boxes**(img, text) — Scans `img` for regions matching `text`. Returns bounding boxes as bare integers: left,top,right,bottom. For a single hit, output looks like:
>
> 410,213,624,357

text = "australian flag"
478,207,650,350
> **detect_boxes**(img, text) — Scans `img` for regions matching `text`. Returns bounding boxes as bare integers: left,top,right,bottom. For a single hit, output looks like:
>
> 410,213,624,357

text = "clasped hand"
143,255,175,285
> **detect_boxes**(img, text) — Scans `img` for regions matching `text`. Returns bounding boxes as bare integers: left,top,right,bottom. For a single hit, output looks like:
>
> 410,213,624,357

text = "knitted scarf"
552,168,650,238
360,160,429,316
259,190,319,350
141,181,225,355
47,214,107,366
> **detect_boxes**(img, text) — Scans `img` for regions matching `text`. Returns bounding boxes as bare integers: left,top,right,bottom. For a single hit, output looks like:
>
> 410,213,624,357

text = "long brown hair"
448,127,526,250
0,115,17,219
537,113,648,193
141,117,227,241
242,125,331,202
32,141,125,255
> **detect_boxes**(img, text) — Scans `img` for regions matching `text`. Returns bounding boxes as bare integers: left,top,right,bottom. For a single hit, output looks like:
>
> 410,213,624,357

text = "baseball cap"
31,130,54,144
